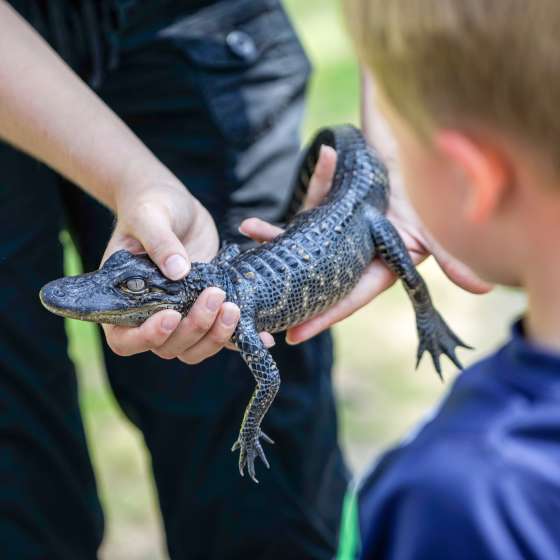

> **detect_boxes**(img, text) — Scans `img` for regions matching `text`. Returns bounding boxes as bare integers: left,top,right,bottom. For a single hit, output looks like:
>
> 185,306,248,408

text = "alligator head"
39,249,188,327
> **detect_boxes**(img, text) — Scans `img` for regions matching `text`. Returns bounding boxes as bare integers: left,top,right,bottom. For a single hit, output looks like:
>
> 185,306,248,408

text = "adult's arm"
0,1,252,362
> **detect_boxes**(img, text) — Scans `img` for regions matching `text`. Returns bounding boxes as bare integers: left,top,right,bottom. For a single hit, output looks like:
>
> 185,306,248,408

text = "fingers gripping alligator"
40,125,470,483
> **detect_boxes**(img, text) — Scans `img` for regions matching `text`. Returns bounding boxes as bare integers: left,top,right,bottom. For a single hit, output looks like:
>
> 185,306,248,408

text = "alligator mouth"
39,292,181,327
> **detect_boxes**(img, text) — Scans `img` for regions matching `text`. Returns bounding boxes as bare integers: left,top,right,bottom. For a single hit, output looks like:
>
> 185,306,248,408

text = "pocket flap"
159,0,287,69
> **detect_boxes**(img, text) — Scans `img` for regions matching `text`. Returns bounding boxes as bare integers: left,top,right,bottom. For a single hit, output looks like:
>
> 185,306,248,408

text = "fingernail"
206,290,224,312
285,334,296,346
165,254,188,280
162,314,180,332
221,306,238,326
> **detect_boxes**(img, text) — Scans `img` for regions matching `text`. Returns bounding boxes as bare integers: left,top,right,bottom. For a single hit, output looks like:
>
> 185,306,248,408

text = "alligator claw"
232,429,274,484
256,441,270,470
416,311,471,380
260,431,274,445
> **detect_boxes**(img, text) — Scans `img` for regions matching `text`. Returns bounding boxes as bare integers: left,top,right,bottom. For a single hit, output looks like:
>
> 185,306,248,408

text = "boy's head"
345,1,560,286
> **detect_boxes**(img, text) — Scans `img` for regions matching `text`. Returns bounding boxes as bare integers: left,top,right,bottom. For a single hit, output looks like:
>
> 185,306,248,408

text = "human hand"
0,2,266,362
101,181,275,363
239,129,491,345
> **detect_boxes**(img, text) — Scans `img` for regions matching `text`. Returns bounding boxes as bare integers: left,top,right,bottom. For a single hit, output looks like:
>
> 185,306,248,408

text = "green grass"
285,0,360,134
62,2,527,558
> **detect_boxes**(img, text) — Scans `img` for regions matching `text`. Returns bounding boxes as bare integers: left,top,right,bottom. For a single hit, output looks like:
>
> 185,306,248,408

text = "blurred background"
62,0,527,557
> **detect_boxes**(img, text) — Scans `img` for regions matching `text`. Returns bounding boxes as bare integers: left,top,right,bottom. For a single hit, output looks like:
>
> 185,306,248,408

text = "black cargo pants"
0,0,348,558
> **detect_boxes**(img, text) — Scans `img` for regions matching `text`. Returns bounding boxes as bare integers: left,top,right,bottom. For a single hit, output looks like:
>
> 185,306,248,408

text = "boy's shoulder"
359,350,518,509
394,320,560,474
357,324,560,559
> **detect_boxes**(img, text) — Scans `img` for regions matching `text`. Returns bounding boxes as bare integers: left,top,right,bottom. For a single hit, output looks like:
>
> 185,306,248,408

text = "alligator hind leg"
367,211,471,379
231,318,280,483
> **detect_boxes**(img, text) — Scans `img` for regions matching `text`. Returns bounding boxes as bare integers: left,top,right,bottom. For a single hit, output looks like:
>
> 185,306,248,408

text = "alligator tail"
282,125,379,223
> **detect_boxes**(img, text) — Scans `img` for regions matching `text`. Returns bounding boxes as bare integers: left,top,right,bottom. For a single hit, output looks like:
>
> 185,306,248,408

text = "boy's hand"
239,138,491,346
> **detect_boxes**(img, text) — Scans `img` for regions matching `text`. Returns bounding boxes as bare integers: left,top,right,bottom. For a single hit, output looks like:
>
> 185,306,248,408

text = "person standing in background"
0,1,348,557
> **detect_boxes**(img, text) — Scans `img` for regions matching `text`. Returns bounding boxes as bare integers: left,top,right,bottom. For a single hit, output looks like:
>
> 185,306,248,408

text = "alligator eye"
124,277,147,293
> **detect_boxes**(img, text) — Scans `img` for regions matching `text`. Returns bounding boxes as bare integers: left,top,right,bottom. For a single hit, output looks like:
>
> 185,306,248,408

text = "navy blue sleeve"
358,441,560,560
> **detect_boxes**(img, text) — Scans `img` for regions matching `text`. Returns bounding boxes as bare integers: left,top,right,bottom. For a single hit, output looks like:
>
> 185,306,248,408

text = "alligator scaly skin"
40,125,470,483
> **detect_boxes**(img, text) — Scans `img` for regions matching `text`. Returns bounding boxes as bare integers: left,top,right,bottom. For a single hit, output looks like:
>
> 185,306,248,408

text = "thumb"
127,205,190,280
303,145,337,211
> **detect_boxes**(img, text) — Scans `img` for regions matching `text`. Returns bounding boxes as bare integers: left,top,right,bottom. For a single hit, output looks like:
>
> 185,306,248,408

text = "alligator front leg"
212,243,241,266
231,318,280,483
367,210,471,379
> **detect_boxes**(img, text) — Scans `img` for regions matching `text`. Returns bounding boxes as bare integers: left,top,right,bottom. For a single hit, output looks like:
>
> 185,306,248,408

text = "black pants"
0,0,348,558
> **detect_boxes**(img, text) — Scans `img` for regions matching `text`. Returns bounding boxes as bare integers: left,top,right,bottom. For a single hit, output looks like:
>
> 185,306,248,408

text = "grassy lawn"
60,1,527,558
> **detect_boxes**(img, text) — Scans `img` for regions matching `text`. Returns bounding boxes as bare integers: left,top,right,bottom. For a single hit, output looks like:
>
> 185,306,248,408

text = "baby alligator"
40,125,470,483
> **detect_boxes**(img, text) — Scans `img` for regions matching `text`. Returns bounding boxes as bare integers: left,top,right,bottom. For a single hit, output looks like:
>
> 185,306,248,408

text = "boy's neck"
524,264,560,353
511,162,560,353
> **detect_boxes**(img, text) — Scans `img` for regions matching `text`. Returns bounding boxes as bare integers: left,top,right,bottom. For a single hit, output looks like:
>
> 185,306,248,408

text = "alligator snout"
39,280,68,315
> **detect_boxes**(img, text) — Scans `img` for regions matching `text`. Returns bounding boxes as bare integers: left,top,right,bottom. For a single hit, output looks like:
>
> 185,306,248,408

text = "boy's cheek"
399,158,448,232
409,183,510,283
401,164,475,262
384,111,492,271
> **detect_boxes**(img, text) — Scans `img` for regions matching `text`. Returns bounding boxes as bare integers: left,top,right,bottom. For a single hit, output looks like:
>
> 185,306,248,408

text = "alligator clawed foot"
232,429,274,484
416,311,472,380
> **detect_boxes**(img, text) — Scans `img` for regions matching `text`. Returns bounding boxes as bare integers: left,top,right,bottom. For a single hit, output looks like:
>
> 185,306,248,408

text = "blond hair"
345,1,560,165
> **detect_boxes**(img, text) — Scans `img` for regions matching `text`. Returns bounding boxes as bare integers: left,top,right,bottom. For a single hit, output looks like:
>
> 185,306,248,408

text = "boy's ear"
435,131,510,223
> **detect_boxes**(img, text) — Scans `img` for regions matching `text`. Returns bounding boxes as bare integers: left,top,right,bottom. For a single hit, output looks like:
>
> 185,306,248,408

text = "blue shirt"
356,321,560,560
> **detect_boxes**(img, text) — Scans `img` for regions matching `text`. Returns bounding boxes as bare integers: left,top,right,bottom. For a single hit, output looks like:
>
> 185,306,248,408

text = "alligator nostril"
52,287,66,298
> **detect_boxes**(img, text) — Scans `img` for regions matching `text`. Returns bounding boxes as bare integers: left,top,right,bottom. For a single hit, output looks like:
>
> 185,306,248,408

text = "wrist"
114,161,194,216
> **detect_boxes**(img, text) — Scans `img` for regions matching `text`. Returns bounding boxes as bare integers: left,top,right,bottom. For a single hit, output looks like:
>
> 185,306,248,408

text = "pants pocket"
161,0,312,148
